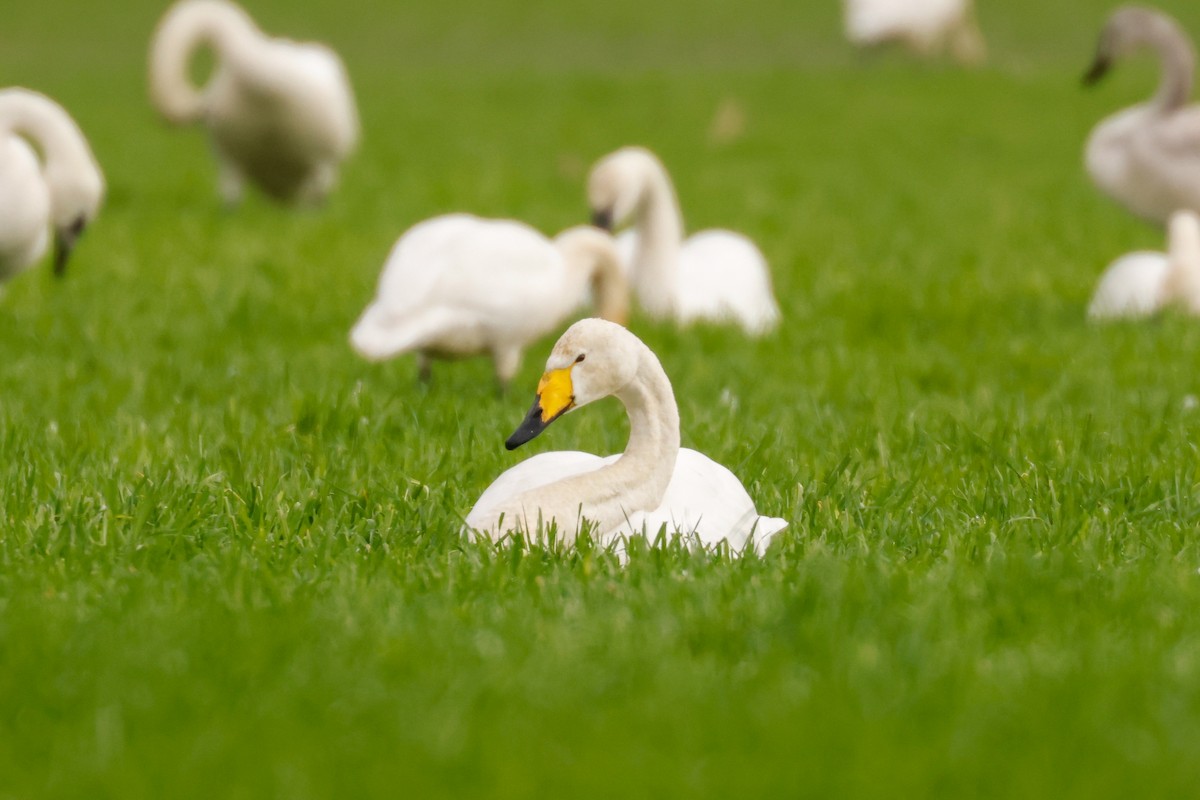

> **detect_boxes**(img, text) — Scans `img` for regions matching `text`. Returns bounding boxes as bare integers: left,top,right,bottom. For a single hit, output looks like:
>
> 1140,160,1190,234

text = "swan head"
587,147,661,231
46,159,105,277
506,318,639,449
1083,6,1181,85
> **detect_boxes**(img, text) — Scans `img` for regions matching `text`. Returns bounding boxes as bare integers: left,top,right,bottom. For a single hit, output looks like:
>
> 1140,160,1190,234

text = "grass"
3,0,1200,796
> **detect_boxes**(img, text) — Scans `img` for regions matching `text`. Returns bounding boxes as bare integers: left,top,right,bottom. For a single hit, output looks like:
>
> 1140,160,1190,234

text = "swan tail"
149,0,257,124
349,303,468,363
747,516,788,556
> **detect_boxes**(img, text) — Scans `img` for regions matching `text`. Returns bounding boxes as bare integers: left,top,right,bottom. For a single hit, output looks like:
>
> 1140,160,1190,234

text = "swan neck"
631,161,684,319
614,349,681,488
1150,20,1195,110
558,229,630,325
149,0,260,123
0,91,95,184
1169,216,1200,312
561,343,679,525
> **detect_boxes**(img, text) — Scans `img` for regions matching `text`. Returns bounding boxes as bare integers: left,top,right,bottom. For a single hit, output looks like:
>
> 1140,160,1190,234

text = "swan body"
1083,7,1200,224
587,147,781,335
465,318,787,556
843,0,986,64
149,0,358,205
350,214,629,387
0,88,104,281
1089,209,1200,318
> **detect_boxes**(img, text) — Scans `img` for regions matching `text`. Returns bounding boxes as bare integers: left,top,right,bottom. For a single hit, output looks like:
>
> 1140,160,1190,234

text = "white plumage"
149,0,358,205
587,146,781,336
0,88,104,282
1089,210,1200,319
1083,7,1200,224
842,0,986,64
1088,252,1172,319
466,319,787,557
350,214,628,387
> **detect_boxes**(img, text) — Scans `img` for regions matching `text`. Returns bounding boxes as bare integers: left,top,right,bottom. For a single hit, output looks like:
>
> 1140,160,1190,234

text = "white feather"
149,0,358,205
350,214,627,385
466,319,786,559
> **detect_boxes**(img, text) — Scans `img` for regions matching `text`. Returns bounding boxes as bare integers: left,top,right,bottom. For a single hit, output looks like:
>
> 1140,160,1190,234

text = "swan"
1089,209,1200,319
586,146,781,336
465,318,787,557
1083,6,1200,224
842,0,986,64
350,214,629,388
149,0,358,205
0,88,104,282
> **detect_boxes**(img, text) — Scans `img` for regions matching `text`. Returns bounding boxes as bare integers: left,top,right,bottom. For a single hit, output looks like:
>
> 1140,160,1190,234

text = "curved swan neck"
0,90,98,189
502,334,680,539
149,0,260,124
612,346,681,485
630,156,684,319
1153,22,1195,110
555,227,630,325
1124,11,1197,111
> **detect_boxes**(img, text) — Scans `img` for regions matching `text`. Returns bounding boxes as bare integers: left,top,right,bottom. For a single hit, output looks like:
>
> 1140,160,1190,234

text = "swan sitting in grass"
350,215,629,389
1083,6,1200,224
843,0,986,64
465,318,787,556
0,88,104,282
587,146,781,335
1089,209,1200,319
149,0,358,206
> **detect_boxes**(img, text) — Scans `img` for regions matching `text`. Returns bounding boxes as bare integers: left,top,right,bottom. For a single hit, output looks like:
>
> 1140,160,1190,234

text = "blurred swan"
1083,6,1200,224
466,318,787,556
350,214,628,388
1089,209,1200,319
0,88,104,282
843,0,986,64
149,0,358,205
587,146,780,335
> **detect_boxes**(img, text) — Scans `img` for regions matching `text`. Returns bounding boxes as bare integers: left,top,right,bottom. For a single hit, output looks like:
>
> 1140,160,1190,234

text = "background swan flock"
4,0,1200,557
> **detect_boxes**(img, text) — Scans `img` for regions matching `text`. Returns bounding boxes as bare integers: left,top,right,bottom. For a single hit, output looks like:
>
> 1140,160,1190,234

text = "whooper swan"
465,318,787,556
350,214,628,389
149,0,358,206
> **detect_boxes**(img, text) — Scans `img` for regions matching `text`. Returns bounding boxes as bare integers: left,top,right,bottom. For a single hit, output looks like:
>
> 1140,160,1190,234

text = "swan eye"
575,354,586,364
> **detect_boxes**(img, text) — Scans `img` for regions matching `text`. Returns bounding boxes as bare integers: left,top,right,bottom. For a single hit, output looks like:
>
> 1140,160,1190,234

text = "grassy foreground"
3,0,1200,796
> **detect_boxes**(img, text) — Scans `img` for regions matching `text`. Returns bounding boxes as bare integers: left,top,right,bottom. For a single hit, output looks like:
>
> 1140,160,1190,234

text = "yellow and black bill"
505,368,575,450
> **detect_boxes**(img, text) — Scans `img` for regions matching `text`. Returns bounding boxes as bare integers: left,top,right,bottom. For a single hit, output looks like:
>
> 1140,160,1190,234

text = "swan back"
1088,251,1171,319
349,215,598,363
844,0,967,45
622,448,786,557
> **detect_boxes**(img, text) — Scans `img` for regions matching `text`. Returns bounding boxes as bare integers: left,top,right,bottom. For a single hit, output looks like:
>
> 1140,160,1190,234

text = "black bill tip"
591,209,614,232
52,233,73,278
506,400,550,450
52,217,86,278
1082,55,1111,87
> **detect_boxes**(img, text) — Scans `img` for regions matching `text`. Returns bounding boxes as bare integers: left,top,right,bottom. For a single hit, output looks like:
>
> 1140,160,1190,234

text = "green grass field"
4,0,1200,796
